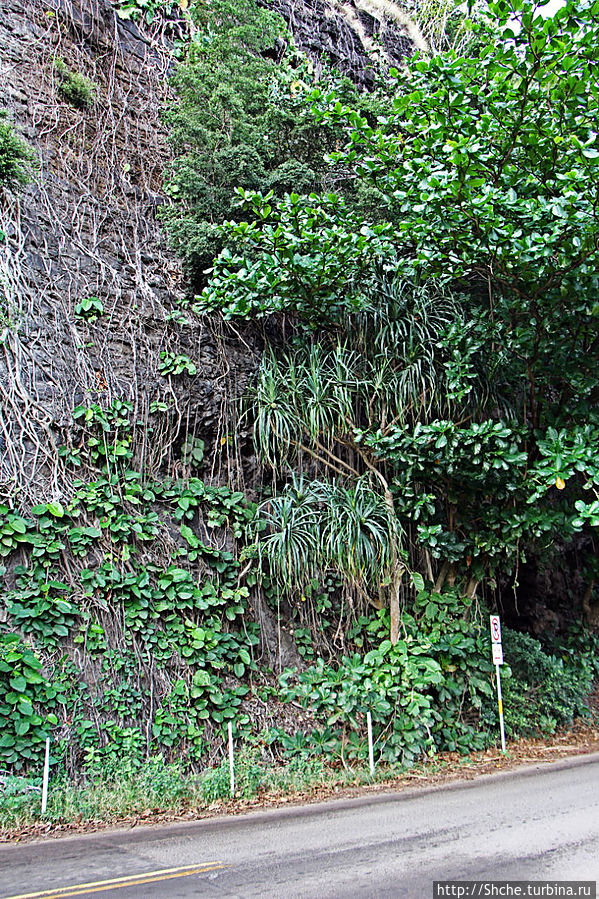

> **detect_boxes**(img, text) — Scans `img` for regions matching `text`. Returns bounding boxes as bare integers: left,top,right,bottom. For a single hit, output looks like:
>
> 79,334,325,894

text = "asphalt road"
1,754,598,899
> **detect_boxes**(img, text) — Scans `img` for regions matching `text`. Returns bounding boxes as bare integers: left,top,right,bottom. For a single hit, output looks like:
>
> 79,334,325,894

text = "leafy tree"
161,0,392,290
242,276,491,641
199,189,395,326
161,0,349,288
317,0,599,593
198,0,599,640
322,0,599,419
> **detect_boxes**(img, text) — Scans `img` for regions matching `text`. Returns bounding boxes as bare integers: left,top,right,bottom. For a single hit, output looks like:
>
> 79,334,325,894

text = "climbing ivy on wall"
0,399,259,771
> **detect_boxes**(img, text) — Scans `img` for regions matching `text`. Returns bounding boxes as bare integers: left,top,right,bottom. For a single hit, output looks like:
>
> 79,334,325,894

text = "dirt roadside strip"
2,719,598,846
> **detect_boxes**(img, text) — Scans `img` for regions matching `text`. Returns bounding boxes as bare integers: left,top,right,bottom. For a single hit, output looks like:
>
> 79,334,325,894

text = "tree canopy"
175,0,599,640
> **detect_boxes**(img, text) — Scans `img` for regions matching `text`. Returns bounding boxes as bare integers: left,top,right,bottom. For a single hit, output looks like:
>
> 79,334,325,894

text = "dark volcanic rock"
0,0,419,503
265,0,422,88
0,0,260,501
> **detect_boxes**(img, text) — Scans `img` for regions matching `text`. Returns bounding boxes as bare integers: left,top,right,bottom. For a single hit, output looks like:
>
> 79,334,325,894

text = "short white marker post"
490,615,506,754
228,721,235,798
367,711,375,777
41,737,50,814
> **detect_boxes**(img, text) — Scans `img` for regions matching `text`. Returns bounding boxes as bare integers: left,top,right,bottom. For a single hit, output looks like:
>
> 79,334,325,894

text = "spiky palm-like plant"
257,476,402,612
247,278,502,642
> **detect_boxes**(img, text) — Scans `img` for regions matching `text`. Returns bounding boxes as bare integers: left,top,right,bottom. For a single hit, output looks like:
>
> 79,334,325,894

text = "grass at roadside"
0,752,381,834
2,718,598,842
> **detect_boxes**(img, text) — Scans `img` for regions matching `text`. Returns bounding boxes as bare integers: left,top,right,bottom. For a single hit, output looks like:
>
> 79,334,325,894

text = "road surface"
1,754,598,898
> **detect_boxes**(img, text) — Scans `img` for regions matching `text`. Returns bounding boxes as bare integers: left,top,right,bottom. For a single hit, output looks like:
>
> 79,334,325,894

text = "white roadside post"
228,721,235,798
366,711,375,777
41,736,50,814
489,615,506,753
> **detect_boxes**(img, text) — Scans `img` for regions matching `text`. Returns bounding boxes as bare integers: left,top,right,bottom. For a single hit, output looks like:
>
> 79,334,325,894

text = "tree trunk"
434,560,451,593
354,446,404,644
247,589,304,672
582,579,599,629
390,564,402,644
464,576,479,600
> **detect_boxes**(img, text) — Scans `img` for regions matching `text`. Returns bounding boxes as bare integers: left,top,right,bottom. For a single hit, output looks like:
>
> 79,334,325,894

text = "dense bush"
0,112,36,190
160,0,385,289
54,59,97,109
495,629,598,737
278,590,493,766
278,610,599,764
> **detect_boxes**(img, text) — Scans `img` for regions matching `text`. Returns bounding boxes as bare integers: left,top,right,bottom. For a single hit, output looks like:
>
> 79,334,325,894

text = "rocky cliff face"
0,0,260,505
0,0,418,507
267,0,423,87
0,1,585,642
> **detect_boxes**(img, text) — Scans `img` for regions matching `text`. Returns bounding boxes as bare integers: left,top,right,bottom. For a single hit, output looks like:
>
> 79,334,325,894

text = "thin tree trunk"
582,578,599,628
464,576,479,600
390,561,402,644
354,446,404,644
434,560,451,593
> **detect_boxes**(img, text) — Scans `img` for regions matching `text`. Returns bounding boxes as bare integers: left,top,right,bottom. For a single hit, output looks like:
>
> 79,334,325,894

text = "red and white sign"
490,615,502,644
492,643,504,665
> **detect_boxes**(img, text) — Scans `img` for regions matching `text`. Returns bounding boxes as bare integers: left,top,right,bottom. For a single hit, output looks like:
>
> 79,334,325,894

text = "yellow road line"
2,863,227,899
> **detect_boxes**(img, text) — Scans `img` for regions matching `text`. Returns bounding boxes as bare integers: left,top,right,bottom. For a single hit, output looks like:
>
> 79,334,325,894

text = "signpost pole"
495,663,506,753
41,737,50,814
228,721,235,798
489,615,507,754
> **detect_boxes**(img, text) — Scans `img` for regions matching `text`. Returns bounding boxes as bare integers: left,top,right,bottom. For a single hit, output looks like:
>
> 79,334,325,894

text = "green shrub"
495,628,595,738
160,0,382,290
279,590,495,767
0,112,36,190
54,59,97,109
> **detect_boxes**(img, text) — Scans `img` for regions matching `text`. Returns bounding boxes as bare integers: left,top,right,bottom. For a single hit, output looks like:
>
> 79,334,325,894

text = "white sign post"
228,721,235,798
366,711,375,777
41,737,50,814
490,615,506,753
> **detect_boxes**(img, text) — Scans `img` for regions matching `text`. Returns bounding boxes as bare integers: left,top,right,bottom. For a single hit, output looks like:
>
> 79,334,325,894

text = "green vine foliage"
112,0,180,25
0,399,259,772
1,391,596,776
74,296,104,322
0,635,64,770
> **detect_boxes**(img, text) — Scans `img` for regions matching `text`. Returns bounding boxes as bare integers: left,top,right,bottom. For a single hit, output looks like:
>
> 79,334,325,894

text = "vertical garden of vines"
0,0,598,802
